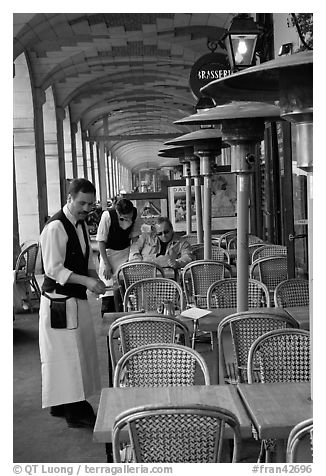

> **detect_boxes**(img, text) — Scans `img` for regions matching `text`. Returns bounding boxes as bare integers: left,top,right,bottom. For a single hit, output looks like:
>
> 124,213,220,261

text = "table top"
93,384,253,443
237,382,312,440
283,306,310,330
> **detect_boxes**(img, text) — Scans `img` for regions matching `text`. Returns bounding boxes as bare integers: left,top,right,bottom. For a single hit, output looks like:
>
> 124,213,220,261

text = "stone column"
55,106,66,207
70,121,78,178
33,87,48,229
81,131,88,179
98,140,108,210
180,158,192,235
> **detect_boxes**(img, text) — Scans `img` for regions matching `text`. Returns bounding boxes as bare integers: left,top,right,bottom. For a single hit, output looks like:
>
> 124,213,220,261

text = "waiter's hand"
103,262,112,280
86,277,106,295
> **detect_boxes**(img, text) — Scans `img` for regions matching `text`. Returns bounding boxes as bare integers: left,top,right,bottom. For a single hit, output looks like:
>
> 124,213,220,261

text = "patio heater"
200,51,313,326
158,146,193,235
164,129,226,256
175,101,280,312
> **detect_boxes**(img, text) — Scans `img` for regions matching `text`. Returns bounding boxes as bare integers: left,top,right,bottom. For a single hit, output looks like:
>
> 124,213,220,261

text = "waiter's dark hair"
68,178,96,197
115,198,134,215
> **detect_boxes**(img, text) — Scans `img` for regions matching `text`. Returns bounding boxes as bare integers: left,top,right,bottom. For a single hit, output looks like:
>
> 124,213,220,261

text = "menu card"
180,307,212,320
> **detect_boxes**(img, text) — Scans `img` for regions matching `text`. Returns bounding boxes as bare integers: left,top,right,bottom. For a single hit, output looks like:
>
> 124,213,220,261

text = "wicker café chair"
247,328,310,384
247,329,311,463
190,245,230,264
14,241,41,309
191,244,204,260
112,403,242,463
108,314,191,370
249,256,288,296
248,243,266,264
113,343,210,387
182,260,232,308
217,311,299,384
123,278,184,314
227,234,264,253
274,278,310,307
252,244,287,263
116,261,165,299
218,230,237,249
286,418,313,463
207,278,270,309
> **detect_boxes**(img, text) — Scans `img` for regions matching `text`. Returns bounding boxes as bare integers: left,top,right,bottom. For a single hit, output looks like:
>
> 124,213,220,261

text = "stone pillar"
98,140,108,210
33,87,48,229
180,159,192,235
55,106,66,207
70,120,78,178
89,140,96,185
81,131,88,179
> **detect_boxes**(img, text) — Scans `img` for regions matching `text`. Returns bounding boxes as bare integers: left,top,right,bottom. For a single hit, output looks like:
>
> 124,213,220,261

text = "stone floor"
13,290,261,463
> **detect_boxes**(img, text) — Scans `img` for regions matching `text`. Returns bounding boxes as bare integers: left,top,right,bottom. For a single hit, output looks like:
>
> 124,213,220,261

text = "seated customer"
129,216,193,271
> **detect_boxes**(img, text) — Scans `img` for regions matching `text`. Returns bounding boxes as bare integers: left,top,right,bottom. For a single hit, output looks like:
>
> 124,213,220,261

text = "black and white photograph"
11,8,315,471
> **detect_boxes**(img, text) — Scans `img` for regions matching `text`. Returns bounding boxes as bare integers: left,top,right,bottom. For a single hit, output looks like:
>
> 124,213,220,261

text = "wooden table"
283,306,310,330
93,384,253,461
237,382,312,461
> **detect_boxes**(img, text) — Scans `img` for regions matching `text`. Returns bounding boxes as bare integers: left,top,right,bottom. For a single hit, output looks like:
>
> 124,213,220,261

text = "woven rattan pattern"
182,260,232,308
113,405,241,463
114,343,210,387
207,278,270,309
109,314,190,369
218,312,299,384
249,243,266,263
274,278,309,307
252,245,287,263
248,329,310,383
123,278,184,313
117,262,164,289
227,235,264,252
250,256,288,293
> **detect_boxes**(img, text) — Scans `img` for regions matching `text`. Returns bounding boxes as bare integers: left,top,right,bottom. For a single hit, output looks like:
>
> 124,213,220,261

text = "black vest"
105,208,137,250
42,209,90,299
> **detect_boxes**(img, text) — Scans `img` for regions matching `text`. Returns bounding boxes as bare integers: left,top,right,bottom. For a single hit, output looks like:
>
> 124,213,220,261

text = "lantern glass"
225,33,258,70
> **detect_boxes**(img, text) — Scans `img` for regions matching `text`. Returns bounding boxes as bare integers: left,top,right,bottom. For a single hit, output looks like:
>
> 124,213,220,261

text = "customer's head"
67,179,96,221
154,216,174,243
115,198,135,230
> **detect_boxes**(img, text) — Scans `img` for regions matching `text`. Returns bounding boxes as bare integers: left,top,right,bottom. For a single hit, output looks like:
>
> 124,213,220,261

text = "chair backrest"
252,244,287,263
113,343,210,387
247,328,310,384
14,241,39,279
117,261,164,291
182,260,232,308
108,314,191,368
227,234,264,252
248,243,266,263
218,310,299,383
207,278,270,309
211,245,231,264
218,230,237,249
123,278,184,313
191,245,230,263
112,403,242,463
249,256,288,293
274,278,310,307
286,418,313,463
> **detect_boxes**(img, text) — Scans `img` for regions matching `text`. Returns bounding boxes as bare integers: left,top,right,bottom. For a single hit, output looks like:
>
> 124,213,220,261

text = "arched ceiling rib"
14,13,233,172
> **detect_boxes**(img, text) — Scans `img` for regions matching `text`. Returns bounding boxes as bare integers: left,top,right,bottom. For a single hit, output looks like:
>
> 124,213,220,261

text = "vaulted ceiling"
13,13,234,173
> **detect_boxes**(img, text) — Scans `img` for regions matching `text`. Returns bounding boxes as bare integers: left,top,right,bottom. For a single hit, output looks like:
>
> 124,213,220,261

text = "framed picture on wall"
166,173,237,233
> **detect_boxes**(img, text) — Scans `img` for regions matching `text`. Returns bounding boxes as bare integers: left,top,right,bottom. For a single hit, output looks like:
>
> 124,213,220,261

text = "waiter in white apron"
39,178,106,428
96,198,141,314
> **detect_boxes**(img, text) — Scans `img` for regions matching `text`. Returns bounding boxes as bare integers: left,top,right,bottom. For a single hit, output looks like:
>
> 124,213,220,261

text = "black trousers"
101,286,123,315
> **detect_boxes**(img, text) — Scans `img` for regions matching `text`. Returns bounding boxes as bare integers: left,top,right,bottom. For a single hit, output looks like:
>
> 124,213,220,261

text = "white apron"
39,294,101,408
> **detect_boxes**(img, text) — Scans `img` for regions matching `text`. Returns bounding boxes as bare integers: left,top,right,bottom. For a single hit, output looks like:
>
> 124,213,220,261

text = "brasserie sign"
189,52,231,99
